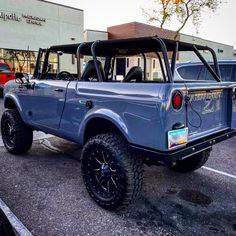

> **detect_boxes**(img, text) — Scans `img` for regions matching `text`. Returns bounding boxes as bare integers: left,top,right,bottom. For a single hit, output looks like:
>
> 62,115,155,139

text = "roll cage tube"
104,55,112,80
171,42,179,76
106,56,116,81
141,53,147,80
155,52,167,82
76,42,87,81
41,49,50,79
91,41,104,82
206,46,221,80
33,48,43,79
152,37,173,83
193,45,221,82
91,37,173,83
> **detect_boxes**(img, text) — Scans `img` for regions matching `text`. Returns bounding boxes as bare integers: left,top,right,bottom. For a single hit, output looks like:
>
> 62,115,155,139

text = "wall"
179,34,234,62
108,22,178,40
0,0,84,51
84,30,108,42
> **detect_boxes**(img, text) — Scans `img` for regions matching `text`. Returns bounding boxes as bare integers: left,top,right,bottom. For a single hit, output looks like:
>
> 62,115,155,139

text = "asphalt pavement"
0,99,235,236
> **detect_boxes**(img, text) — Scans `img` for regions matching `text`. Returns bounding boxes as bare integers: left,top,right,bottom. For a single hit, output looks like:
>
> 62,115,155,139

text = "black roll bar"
91,37,174,83
207,46,221,79
76,42,87,81
152,37,173,82
33,48,43,79
193,45,221,82
155,52,167,82
171,42,179,76
141,53,147,80
91,41,104,82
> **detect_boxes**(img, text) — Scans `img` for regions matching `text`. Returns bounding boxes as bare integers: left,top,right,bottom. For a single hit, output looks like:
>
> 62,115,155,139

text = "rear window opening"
177,63,236,82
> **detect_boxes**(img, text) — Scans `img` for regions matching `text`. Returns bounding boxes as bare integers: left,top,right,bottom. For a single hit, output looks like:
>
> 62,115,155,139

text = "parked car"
175,60,236,82
0,62,15,94
2,37,236,210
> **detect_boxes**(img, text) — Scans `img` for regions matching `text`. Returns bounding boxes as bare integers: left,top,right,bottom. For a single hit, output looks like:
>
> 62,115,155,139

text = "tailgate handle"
54,88,64,92
172,122,185,130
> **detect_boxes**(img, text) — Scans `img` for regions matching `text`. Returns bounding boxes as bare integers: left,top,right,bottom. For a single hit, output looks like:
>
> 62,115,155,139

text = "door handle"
54,88,64,92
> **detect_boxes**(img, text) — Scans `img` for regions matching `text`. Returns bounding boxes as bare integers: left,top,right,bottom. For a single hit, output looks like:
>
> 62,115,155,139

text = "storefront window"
0,48,37,74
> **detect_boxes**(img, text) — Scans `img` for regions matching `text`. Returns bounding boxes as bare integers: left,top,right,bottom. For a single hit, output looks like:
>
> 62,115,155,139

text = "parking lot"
0,98,235,236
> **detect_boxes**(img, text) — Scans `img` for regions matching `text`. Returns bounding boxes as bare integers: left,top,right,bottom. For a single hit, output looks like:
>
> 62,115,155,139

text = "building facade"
0,0,84,73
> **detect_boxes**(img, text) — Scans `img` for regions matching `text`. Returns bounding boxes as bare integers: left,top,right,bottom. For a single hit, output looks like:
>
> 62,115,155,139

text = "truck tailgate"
185,83,235,141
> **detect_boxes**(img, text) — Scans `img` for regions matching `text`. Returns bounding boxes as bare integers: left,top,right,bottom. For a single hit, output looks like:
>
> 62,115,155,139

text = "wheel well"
84,118,126,143
4,98,17,109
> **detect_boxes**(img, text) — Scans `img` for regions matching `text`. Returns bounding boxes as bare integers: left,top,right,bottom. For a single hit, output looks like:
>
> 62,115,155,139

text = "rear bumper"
130,129,236,165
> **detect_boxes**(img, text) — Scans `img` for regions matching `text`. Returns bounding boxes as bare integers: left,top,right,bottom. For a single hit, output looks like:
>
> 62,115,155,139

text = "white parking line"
0,199,33,236
202,166,236,180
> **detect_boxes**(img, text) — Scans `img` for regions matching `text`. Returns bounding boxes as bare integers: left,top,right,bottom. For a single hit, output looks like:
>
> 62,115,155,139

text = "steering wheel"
56,71,75,81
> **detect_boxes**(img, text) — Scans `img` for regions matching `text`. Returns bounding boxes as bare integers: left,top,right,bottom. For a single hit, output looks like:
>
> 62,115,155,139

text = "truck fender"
4,94,26,122
78,108,130,144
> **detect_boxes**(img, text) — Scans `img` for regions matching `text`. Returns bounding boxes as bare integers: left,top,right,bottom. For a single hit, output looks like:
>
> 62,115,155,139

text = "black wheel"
168,149,211,173
1,109,33,154
81,133,143,210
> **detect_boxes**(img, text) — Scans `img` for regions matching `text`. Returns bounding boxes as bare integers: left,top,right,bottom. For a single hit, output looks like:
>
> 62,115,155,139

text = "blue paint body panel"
4,78,236,153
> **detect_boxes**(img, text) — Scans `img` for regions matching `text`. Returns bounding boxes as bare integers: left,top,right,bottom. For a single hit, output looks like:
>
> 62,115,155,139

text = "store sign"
0,11,46,26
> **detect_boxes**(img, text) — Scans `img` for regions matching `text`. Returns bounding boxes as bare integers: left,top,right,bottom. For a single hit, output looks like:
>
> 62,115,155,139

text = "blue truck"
1,37,236,210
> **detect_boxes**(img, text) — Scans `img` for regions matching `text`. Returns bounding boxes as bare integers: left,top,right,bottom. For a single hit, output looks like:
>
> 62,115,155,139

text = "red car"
0,62,15,93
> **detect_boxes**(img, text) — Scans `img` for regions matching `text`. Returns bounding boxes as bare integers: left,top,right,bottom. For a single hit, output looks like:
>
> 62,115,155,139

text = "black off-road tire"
81,133,143,210
1,109,33,154
168,149,211,173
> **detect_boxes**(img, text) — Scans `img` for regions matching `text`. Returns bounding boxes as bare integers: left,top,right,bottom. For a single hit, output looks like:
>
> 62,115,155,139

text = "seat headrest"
123,66,143,82
81,60,104,81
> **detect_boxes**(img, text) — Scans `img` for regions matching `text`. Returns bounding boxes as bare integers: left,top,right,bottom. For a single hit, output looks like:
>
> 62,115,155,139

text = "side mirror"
15,72,29,84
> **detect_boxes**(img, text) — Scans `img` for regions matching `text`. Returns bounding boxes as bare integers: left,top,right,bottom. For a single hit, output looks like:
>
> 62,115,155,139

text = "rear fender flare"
79,108,129,144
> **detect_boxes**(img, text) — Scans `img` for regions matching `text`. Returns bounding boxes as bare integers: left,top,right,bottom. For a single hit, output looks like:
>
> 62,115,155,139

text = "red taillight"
172,91,183,110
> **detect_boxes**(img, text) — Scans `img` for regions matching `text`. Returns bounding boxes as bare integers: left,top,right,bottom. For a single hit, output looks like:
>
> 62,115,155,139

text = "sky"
49,0,236,48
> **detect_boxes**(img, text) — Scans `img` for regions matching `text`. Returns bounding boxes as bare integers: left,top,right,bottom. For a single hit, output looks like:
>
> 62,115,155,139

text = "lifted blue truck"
1,37,236,210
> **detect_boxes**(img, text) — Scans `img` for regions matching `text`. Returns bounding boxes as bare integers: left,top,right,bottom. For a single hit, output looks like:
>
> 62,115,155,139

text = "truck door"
28,50,75,130
29,80,70,130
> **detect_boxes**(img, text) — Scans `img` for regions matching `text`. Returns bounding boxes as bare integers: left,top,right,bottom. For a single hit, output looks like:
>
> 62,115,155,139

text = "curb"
0,199,33,236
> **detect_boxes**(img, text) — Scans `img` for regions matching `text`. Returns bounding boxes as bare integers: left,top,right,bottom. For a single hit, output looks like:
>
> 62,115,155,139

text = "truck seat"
81,60,105,81
123,66,142,82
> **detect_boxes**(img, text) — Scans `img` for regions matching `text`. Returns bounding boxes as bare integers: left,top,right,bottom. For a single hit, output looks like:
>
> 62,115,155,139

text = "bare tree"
142,0,176,28
143,0,224,39
6,50,36,72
